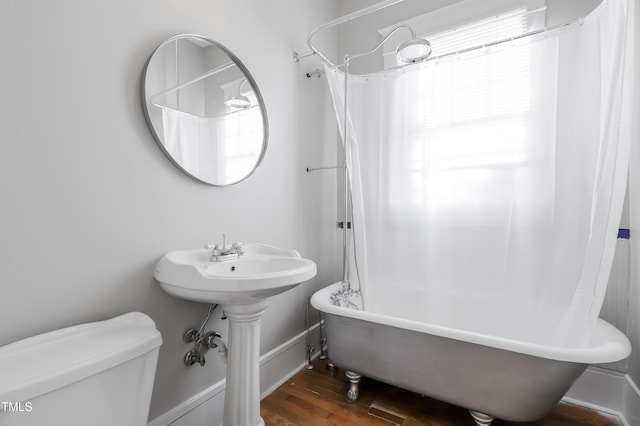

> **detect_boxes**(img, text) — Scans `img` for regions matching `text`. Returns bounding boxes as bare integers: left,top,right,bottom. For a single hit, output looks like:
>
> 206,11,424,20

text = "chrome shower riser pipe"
305,296,315,370
342,162,349,288
342,25,416,66
305,0,408,68
318,311,327,360
341,57,350,290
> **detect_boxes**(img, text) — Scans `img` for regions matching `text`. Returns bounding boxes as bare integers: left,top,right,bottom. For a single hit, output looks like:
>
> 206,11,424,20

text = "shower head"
396,38,432,64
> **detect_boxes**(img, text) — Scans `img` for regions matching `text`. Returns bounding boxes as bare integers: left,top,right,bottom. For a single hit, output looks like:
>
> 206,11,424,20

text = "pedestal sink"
154,243,317,426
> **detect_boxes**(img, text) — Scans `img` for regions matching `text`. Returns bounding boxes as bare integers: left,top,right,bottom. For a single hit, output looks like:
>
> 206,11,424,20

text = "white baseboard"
259,324,322,400
563,367,640,426
622,374,640,426
151,380,225,426
148,323,322,426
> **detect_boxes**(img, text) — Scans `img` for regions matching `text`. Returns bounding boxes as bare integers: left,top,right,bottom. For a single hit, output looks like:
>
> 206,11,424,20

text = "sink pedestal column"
222,301,268,426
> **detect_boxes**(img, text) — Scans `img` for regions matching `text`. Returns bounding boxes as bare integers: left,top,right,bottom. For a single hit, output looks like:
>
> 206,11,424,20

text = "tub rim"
311,282,631,364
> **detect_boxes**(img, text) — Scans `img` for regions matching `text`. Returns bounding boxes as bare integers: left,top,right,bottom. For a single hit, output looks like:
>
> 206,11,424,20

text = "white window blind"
426,8,528,57
419,8,532,128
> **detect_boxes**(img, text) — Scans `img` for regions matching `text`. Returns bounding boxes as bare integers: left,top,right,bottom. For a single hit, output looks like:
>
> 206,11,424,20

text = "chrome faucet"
208,234,244,262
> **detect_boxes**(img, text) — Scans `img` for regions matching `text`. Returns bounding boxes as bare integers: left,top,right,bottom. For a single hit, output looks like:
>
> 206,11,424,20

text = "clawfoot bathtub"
311,283,631,425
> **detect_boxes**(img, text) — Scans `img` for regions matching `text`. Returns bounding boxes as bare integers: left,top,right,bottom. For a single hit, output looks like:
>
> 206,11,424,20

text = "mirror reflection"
143,35,267,186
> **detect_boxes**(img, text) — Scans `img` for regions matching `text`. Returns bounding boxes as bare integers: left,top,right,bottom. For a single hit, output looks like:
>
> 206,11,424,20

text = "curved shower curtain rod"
295,0,591,71
294,0,407,67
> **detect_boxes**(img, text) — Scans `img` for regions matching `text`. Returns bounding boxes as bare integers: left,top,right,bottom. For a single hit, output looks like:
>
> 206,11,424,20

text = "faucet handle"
204,244,221,249
232,242,244,255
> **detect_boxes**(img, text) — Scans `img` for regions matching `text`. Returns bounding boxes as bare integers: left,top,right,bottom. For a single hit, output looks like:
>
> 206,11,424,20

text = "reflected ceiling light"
225,79,252,109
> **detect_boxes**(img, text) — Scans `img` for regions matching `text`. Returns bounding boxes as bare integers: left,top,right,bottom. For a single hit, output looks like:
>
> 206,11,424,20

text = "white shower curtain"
161,107,204,174
326,0,634,346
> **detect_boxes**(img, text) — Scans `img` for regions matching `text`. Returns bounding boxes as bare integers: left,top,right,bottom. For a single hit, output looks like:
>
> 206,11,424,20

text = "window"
218,87,263,184
379,4,554,227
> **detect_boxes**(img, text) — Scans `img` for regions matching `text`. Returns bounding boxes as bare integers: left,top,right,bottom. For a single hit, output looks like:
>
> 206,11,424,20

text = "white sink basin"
154,243,317,305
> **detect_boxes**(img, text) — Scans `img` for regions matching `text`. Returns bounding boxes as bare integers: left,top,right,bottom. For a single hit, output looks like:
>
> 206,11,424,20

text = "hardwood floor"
261,359,621,426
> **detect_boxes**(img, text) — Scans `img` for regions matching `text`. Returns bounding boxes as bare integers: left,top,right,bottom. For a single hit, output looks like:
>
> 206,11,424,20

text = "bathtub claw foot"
344,371,361,403
469,410,494,426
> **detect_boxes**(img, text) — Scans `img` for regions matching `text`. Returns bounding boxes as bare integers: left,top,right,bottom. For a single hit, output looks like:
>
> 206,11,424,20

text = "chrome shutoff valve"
183,328,199,343
184,349,205,366
203,331,222,349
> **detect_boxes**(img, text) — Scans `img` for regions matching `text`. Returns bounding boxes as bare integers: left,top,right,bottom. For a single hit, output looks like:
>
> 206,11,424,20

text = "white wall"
0,0,339,421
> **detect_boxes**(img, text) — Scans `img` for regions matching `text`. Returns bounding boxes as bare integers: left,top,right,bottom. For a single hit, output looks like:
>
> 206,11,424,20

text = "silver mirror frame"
141,34,268,186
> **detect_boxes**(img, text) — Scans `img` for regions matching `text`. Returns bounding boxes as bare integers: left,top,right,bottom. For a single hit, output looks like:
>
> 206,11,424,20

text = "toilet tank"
0,312,162,426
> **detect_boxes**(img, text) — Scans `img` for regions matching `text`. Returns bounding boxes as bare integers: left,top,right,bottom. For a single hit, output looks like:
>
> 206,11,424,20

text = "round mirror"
142,35,268,186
